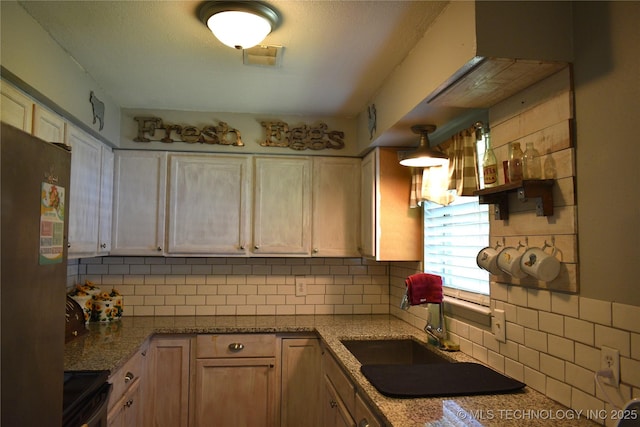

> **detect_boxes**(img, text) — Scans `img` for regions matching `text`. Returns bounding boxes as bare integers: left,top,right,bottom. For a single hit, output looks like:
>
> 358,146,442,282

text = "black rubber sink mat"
360,363,525,398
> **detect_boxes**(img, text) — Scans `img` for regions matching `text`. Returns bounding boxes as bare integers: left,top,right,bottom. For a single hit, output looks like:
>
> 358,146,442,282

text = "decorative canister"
68,283,97,323
76,280,102,296
91,290,123,322
69,293,93,323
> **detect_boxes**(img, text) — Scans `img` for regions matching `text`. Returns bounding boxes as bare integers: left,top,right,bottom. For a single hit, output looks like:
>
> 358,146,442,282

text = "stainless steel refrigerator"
1,122,71,426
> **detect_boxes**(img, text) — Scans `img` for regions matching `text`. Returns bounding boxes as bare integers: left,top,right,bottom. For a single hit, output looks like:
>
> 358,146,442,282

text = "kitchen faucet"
424,302,447,348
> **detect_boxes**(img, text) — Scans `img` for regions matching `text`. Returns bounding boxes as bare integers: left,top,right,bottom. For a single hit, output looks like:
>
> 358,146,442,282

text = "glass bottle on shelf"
508,142,523,182
481,126,498,188
523,142,542,179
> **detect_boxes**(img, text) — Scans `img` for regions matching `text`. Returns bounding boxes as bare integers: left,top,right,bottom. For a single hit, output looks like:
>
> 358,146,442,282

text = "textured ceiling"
18,0,448,117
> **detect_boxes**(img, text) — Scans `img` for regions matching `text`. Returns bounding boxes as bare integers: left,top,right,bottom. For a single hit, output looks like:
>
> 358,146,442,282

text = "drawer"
355,392,381,427
108,343,147,410
196,334,276,358
323,350,355,416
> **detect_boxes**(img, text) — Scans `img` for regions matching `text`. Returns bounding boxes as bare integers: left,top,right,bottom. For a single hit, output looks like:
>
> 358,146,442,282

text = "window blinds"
423,196,490,297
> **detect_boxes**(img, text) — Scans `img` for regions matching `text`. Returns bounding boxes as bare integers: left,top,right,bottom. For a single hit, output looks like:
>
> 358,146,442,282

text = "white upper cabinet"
67,124,102,257
253,156,311,256
0,83,33,132
360,153,375,258
98,146,114,255
111,150,167,255
312,157,361,257
166,154,250,256
360,148,421,261
33,104,66,144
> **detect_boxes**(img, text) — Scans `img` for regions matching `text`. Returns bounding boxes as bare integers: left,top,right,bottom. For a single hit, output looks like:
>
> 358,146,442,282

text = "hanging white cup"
497,246,528,278
520,246,561,281
476,246,502,275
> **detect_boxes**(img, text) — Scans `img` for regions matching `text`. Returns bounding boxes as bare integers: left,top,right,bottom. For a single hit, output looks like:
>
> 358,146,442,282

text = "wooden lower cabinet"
133,333,376,427
355,393,382,427
193,334,278,427
107,342,147,427
322,348,382,427
193,357,277,426
280,337,323,426
323,375,356,427
107,377,141,427
144,335,192,427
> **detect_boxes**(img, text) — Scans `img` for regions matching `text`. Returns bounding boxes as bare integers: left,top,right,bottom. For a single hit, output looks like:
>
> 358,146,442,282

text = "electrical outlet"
601,346,620,386
492,309,506,343
295,276,307,296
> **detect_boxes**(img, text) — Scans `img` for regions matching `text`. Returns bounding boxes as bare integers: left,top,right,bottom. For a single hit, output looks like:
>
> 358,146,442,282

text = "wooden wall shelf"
474,179,554,220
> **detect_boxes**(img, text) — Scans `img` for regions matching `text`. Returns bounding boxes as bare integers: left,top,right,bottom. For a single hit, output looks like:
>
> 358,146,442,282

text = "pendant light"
199,1,280,50
399,124,448,168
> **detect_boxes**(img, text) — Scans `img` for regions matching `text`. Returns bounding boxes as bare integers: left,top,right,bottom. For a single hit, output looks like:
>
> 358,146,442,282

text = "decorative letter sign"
133,117,243,146
260,121,344,151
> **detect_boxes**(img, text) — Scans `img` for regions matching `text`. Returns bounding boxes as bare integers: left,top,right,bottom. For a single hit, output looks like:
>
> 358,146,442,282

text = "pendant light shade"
199,1,280,50
399,125,448,168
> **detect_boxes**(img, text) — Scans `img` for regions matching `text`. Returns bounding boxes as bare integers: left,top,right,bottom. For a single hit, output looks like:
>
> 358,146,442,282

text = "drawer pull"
329,400,337,408
124,399,134,408
358,419,370,427
124,372,135,383
228,343,245,352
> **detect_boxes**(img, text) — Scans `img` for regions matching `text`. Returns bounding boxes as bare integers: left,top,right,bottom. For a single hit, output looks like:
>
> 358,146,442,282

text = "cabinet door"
107,377,141,427
67,125,101,257
194,357,277,427
312,157,361,257
144,336,191,427
360,152,375,258
33,104,65,143
0,83,33,132
354,393,381,427
323,376,355,427
281,338,322,427
360,148,421,261
253,156,311,255
98,146,114,255
167,154,250,255
111,151,167,255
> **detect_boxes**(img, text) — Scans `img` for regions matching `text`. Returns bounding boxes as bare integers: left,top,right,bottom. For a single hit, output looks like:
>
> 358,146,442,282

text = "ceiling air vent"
243,45,283,67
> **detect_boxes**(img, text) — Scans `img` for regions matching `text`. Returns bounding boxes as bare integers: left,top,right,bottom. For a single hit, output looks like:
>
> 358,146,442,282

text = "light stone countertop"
65,314,599,427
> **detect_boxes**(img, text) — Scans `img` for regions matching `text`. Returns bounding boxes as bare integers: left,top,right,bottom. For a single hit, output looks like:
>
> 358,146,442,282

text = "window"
423,128,490,305
423,197,490,302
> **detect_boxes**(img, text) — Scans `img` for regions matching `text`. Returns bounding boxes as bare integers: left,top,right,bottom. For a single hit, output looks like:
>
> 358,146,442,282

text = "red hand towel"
405,273,443,305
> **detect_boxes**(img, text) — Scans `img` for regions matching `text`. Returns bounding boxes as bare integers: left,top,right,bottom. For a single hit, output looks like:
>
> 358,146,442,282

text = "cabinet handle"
329,400,337,408
68,243,71,248
313,248,319,253
254,245,260,250
100,243,107,249
124,399,134,408
239,245,246,250
358,419,371,427
124,372,135,383
228,343,245,352
157,246,162,251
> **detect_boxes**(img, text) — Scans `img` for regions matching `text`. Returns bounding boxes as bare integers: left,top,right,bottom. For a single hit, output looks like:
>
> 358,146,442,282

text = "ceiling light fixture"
399,125,448,167
198,1,280,50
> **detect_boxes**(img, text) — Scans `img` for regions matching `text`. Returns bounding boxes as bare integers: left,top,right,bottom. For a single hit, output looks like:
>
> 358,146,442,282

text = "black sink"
340,338,452,365
341,339,526,398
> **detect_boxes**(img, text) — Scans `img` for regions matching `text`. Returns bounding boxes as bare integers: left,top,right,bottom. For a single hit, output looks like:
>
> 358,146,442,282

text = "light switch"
492,309,506,343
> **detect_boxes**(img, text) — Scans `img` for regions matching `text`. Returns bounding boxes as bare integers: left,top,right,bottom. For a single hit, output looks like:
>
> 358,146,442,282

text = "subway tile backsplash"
68,256,390,316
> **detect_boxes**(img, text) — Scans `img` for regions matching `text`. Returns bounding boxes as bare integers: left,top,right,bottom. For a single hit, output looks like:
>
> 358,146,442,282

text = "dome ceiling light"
399,124,448,168
198,1,280,50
